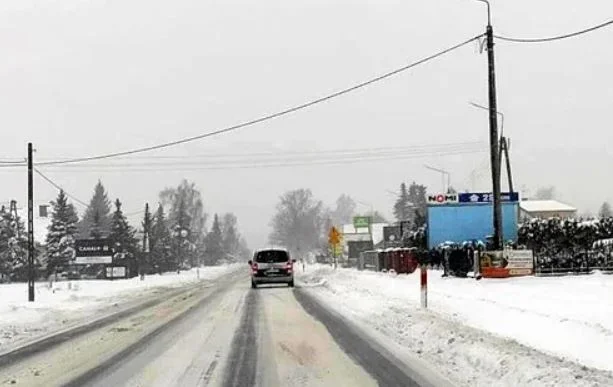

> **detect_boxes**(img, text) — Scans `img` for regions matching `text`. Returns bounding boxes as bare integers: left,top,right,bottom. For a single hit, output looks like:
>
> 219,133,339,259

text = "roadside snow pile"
0,264,242,350
297,265,613,387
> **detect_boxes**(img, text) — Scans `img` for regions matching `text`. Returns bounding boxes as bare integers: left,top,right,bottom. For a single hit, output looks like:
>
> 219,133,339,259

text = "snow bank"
297,265,613,386
0,264,242,349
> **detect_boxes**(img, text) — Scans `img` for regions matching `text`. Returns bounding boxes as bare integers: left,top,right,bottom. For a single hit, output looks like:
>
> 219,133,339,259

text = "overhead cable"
36,148,487,173
496,19,613,43
34,168,89,207
36,34,484,166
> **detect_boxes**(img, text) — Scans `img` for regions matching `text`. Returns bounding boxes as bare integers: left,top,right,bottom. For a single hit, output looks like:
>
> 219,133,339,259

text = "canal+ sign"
427,193,459,205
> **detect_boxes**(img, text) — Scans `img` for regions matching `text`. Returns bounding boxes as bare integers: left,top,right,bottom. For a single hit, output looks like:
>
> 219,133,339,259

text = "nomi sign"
427,194,458,205
75,239,114,264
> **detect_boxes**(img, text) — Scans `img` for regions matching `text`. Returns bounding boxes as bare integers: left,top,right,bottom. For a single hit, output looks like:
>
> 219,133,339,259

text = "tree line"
267,182,428,257
0,179,249,282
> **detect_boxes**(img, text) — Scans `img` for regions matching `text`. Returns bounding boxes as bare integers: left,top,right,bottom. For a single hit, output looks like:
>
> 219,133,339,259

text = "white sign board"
504,249,534,276
75,255,113,264
106,266,126,278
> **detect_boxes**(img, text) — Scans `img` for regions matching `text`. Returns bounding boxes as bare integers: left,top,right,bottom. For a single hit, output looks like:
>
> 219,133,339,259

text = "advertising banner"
504,249,534,276
458,192,520,204
480,249,534,278
75,239,114,264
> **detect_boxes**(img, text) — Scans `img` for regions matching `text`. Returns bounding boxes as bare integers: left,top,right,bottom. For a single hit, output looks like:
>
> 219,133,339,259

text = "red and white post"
420,264,428,308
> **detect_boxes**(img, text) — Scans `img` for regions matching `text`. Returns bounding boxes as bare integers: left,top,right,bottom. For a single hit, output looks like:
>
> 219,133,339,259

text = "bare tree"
269,189,324,255
535,186,556,200
331,194,356,225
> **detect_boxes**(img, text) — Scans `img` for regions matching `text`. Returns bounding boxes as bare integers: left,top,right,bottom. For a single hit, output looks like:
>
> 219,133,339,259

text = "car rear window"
255,250,289,263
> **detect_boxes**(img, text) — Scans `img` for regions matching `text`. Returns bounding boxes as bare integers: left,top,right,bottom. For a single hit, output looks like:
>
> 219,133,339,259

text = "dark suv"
249,248,296,288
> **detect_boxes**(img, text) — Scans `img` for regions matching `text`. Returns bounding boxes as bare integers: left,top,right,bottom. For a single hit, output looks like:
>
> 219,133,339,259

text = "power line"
0,141,486,169
35,148,487,173
35,143,486,169
34,169,89,207
35,168,146,217
35,141,485,162
496,19,613,43
34,168,89,207
36,34,484,166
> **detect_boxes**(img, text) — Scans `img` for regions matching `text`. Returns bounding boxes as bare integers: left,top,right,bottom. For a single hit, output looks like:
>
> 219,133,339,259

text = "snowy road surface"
297,265,613,387
0,269,446,387
0,265,242,351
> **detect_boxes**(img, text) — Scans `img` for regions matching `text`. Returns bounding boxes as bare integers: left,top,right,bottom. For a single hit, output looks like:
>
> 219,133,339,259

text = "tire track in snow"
222,289,258,387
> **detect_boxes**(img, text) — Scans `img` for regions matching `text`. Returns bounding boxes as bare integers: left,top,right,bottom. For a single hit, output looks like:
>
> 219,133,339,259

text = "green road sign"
353,216,371,229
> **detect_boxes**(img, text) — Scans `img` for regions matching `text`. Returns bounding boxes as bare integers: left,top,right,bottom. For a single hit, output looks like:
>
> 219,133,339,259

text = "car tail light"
251,263,258,273
285,261,293,272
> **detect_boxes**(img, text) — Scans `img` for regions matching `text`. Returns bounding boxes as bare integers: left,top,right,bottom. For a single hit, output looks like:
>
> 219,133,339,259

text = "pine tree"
151,204,172,273
89,210,103,239
205,214,224,265
222,213,240,260
408,182,428,229
79,180,112,238
109,199,137,259
45,190,79,276
141,204,154,270
599,202,613,219
0,206,28,281
393,183,413,222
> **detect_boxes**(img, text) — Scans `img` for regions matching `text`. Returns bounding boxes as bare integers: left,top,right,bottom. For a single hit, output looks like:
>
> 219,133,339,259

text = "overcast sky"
1,0,612,247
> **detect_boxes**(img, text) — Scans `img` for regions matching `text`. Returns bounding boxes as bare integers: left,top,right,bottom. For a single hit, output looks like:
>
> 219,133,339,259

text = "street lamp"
424,164,451,193
470,101,504,137
475,0,491,26
470,101,514,193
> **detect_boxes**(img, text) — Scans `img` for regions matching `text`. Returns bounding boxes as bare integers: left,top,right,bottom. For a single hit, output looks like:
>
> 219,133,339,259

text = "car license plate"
267,268,279,273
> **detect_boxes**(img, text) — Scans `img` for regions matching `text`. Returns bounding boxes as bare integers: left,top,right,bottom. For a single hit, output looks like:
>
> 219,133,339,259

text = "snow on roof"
519,200,576,213
341,223,388,245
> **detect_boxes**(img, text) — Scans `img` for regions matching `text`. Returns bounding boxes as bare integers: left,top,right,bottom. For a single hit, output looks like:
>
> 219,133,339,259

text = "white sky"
1,0,612,246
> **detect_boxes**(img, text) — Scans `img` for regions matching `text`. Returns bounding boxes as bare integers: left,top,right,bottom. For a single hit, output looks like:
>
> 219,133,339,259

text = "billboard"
480,249,534,278
427,192,519,249
75,239,114,264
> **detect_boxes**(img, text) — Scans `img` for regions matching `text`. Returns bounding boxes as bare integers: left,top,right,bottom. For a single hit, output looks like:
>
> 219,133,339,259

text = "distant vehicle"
249,248,296,288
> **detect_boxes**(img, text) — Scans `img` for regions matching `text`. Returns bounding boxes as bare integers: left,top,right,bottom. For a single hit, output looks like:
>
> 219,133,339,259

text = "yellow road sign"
328,226,341,245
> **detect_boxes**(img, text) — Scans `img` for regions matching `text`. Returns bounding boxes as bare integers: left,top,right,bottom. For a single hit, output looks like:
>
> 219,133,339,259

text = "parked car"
248,248,296,288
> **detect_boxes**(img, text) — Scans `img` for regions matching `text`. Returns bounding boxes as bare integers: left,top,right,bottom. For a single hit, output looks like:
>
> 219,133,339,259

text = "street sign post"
328,226,341,245
328,227,343,269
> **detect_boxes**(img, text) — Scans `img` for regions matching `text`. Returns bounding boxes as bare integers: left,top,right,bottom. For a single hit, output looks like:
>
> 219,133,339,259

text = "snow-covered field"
0,264,242,351
297,265,613,387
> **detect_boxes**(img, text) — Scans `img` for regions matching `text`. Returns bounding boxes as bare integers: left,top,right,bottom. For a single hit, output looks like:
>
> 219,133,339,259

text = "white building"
519,200,577,220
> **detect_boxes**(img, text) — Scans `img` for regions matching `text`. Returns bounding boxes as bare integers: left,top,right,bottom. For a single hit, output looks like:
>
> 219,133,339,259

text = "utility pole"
478,0,503,250
141,203,150,280
27,143,35,302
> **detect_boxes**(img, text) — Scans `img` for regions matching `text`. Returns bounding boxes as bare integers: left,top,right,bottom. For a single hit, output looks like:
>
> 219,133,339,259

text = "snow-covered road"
0,264,241,351
296,265,613,387
0,267,449,387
